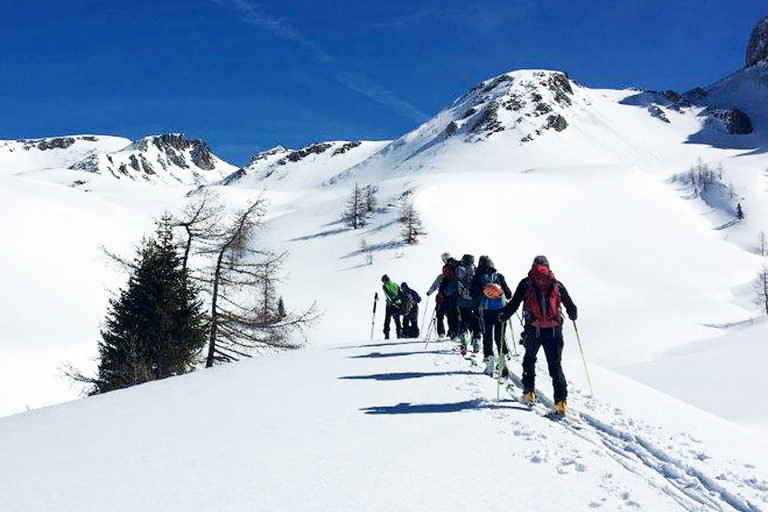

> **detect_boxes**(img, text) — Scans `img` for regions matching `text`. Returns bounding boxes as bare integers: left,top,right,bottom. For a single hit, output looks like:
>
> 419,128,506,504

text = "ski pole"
421,294,430,334
370,292,379,341
507,319,518,357
572,320,594,397
423,305,436,348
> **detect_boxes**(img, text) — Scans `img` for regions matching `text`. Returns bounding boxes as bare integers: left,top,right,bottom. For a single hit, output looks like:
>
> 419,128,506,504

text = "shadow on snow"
361,399,528,415
340,370,477,381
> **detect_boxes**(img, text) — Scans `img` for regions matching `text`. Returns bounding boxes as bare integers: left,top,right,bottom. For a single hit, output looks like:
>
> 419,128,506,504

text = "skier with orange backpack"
471,256,512,375
499,255,577,415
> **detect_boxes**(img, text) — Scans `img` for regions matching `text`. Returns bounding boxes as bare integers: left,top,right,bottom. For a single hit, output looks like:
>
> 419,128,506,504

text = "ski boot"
498,356,509,378
458,334,468,356
523,390,537,406
553,400,567,416
483,355,495,376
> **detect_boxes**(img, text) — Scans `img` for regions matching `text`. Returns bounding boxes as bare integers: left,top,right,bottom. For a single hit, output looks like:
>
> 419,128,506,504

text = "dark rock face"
746,16,768,67
546,114,568,132
483,74,514,92
190,141,215,170
648,104,670,123
23,137,76,151
701,107,753,134
332,141,362,156
278,143,333,165
471,102,504,134
247,146,287,166
445,121,458,137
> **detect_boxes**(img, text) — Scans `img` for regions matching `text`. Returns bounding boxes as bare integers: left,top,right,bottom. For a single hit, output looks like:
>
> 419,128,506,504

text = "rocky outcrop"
648,104,670,123
278,143,333,165
746,16,768,67
701,107,753,135
21,137,76,151
471,102,504,134
332,141,362,156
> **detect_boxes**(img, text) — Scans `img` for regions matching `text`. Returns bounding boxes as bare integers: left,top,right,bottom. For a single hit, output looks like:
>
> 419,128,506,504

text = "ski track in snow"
424,337,768,512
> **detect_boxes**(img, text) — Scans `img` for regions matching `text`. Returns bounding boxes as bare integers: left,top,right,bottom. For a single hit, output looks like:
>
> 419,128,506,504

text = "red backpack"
524,265,562,328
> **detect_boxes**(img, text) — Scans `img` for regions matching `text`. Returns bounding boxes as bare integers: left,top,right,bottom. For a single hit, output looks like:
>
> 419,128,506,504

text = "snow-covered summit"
0,135,130,176
69,133,235,186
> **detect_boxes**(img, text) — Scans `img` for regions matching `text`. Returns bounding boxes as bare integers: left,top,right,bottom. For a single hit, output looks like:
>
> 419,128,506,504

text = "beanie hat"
532,255,549,267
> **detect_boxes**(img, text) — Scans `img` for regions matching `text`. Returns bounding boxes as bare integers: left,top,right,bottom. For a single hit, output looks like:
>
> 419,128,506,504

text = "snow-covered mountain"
0,135,130,175
69,133,236,185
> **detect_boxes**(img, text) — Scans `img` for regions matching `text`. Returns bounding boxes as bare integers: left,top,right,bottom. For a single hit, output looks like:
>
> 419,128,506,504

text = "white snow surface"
1,338,767,512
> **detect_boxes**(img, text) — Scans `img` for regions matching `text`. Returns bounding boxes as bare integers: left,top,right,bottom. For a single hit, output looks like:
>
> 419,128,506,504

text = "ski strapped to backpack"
524,265,563,328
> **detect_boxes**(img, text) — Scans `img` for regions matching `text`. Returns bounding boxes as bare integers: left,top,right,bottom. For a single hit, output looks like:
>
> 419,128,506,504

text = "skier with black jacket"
499,256,577,415
400,282,421,338
437,252,460,340
455,254,480,354
472,256,513,376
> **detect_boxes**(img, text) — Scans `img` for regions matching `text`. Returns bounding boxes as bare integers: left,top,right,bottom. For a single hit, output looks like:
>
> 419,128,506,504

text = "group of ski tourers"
381,253,577,416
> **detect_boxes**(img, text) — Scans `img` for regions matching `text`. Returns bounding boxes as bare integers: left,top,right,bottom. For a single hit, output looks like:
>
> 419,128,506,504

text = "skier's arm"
500,278,527,319
499,274,513,299
427,275,443,295
559,282,578,321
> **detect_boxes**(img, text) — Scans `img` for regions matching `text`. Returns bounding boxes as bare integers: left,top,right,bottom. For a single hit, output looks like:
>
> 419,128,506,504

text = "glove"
498,311,511,323
568,313,577,321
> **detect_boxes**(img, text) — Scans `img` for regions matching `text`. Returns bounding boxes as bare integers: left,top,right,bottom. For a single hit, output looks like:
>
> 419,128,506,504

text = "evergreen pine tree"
92,216,207,394
400,200,427,245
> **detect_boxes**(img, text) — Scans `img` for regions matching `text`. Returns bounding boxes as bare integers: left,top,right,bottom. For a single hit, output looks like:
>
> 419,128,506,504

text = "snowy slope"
0,135,130,175
1,337,766,512
225,140,390,189
622,317,768,436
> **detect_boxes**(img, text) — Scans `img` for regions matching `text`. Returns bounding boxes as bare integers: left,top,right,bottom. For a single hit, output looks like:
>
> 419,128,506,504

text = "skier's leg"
521,329,542,392
446,296,459,338
394,310,403,338
542,328,567,402
383,304,392,339
482,309,495,358
435,300,446,337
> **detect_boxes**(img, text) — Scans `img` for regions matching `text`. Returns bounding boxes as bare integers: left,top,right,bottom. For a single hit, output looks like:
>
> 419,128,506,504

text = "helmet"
441,252,451,263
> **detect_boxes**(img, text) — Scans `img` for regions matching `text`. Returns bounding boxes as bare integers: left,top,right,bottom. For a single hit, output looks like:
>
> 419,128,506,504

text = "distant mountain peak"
746,15,768,68
68,132,234,186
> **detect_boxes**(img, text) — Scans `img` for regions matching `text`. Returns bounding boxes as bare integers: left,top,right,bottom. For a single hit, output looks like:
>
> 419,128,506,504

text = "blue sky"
1,0,766,165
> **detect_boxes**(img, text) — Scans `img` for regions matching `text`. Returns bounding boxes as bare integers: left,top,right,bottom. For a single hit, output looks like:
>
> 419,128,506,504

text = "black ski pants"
458,305,480,340
521,326,567,403
435,299,446,337
402,305,419,338
444,294,459,338
383,303,402,338
482,309,507,358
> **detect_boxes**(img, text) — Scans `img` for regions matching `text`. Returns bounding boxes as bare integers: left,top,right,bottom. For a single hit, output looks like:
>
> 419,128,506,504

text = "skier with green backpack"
381,275,404,339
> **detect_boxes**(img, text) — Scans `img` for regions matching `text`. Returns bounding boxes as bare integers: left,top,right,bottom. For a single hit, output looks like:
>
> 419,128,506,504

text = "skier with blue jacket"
471,256,512,376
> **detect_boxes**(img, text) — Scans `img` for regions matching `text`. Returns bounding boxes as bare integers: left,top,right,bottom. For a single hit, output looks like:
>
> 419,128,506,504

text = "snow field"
1,335,765,512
